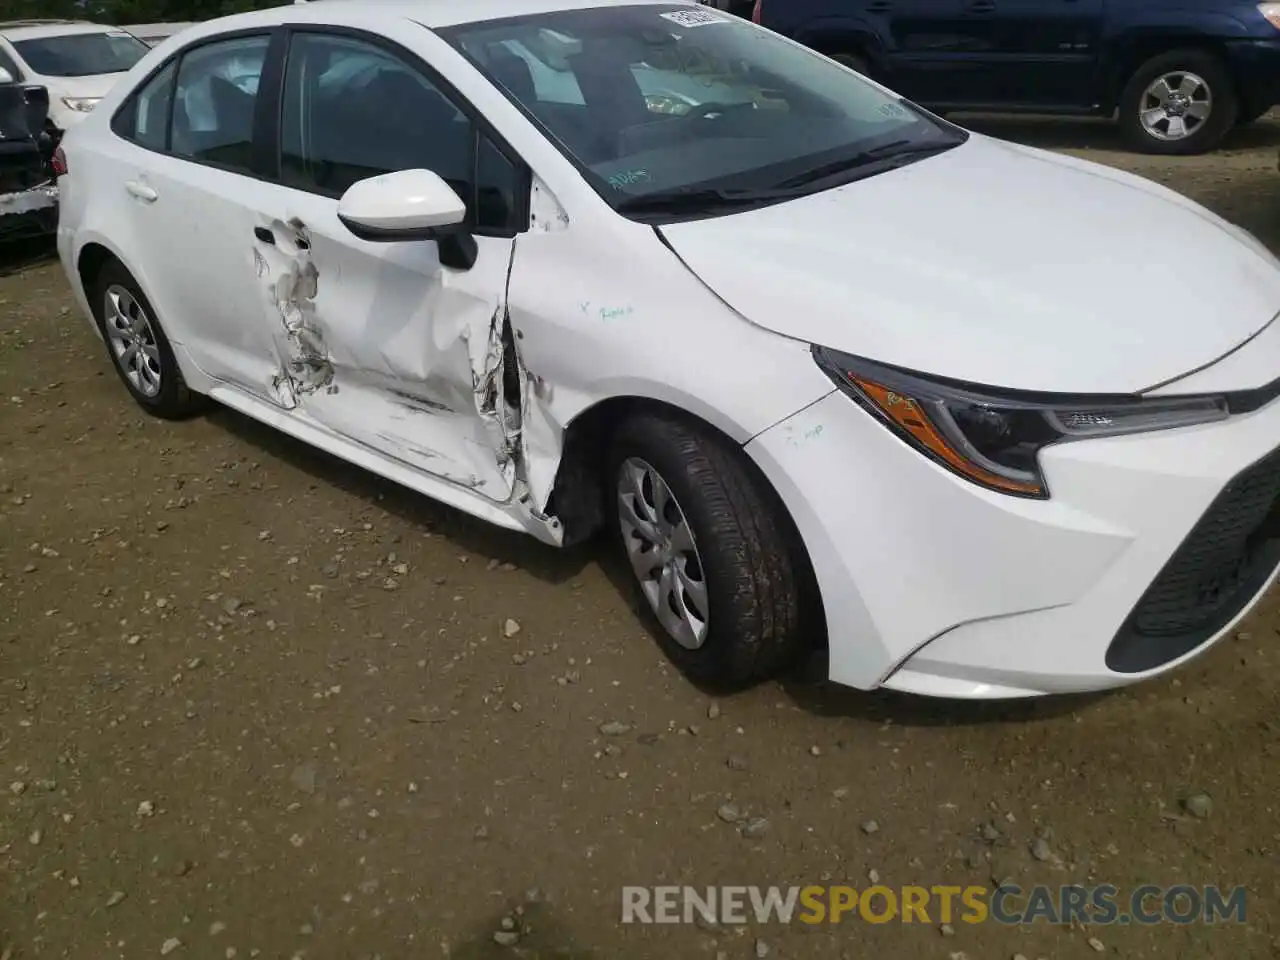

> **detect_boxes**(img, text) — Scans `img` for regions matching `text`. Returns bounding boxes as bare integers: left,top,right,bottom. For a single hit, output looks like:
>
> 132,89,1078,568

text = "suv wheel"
1118,49,1237,155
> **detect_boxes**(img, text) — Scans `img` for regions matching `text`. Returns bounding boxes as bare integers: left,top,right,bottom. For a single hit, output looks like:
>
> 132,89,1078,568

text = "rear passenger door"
109,31,286,396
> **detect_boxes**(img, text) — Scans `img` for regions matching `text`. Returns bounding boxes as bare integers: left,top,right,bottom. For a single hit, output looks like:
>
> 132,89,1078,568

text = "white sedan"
55,0,1280,699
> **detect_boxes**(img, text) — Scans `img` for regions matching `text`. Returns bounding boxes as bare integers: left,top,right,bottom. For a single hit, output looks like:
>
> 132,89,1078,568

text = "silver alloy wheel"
1139,71,1212,141
617,456,710,650
103,284,162,398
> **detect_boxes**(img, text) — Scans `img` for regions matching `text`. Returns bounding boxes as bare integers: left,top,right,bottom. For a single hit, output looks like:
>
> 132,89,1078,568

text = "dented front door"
250,189,524,502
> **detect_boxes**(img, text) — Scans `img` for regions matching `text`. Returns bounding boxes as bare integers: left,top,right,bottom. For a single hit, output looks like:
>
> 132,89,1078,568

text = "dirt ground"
4,116,1280,960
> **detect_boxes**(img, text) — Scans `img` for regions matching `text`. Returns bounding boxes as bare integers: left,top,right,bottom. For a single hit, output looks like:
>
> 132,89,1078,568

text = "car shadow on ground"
0,235,56,277
955,112,1280,153
207,405,602,587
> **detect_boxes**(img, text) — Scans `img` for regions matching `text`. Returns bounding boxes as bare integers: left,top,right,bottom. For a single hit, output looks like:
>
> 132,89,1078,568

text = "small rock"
809,745,821,757
221,598,242,615
209,921,227,936
1087,937,1105,953
492,931,519,947
707,703,721,720
948,953,970,960
28,828,41,845
474,825,490,841
980,821,1002,842
755,939,770,958
1029,837,1053,861
940,923,955,936
9,781,25,795
499,917,516,931
137,800,156,818
290,763,317,795
106,891,127,908
867,869,880,883
173,859,194,877
833,787,849,800
1181,792,1212,819
598,721,631,737
740,817,771,839
860,819,879,835
503,618,521,638
716,803,743,823
160,938,182,955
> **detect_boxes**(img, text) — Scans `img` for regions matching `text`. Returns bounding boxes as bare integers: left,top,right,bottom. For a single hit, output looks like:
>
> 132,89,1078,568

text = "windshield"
439,4,964,217
13,31,149,78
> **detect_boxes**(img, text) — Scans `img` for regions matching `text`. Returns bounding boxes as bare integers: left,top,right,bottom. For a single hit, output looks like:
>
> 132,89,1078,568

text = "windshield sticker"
877,102,910,119
659,9,729,27
608,169,653,190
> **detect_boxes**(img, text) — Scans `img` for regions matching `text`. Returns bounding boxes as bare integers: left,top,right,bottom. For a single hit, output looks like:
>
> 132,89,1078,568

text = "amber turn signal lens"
848,376,1045,496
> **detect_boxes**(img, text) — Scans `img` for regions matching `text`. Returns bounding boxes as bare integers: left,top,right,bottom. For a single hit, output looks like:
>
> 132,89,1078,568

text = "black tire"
607,412,811,690
1118,48,1237,155
89,258,205,420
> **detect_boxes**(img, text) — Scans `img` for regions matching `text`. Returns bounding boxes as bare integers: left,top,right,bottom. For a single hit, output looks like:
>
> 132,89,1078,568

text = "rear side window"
123,60,176,151
171,35,269,174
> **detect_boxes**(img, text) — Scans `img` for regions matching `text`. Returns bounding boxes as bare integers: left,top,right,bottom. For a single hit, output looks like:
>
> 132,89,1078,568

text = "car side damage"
251,216,566,545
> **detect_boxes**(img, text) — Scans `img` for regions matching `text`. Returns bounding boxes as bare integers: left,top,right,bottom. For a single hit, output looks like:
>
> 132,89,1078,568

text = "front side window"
12,30,149,77
170,35,269,175
279,32,523,232
440,5,965,216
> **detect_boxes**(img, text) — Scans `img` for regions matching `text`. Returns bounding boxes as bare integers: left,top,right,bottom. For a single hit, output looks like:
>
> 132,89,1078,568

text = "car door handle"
254,226,275,245
125,180,157,202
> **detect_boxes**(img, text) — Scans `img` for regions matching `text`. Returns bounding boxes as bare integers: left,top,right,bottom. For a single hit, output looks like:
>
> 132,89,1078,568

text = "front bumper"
747,385,1280,699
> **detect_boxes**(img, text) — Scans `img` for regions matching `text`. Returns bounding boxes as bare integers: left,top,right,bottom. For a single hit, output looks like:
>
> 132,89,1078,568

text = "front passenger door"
248,30,530,500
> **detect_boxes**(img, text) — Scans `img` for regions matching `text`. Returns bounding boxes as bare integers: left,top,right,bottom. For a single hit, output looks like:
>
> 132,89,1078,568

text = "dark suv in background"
750,0,1280,154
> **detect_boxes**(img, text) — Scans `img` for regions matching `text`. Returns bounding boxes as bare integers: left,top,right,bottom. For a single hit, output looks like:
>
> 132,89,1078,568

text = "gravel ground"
3,116,1280,960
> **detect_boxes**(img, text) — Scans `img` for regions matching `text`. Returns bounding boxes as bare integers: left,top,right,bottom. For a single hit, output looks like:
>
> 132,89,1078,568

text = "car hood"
658,134,1280,394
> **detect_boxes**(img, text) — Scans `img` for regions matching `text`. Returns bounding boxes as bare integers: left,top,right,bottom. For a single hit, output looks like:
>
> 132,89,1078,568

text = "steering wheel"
681,99,757,121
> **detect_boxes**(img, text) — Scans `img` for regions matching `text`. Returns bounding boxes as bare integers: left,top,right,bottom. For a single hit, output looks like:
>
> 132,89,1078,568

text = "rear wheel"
607,412,812,690
90,259,205,420
1118,49,1237,155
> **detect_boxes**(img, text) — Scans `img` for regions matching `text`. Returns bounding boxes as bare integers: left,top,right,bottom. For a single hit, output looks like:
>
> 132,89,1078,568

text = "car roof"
217,0,687,31
0,21,134,41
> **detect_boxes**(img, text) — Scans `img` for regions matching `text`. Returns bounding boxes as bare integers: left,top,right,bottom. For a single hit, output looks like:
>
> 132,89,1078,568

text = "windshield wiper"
775,139,958,189
615,186,800,216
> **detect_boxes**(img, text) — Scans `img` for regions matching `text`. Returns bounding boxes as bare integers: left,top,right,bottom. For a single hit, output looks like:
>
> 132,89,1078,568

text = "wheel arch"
546,393,827,651
1103,30,1244,113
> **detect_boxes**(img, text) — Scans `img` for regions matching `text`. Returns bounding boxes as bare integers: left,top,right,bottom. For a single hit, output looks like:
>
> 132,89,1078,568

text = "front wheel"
607,413,812,690
1118,49,1237,155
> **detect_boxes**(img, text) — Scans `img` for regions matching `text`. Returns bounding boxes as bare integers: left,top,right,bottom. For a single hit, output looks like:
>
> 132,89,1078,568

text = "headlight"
1259,1,1280,28
813,347,1229,499
61,97,101,113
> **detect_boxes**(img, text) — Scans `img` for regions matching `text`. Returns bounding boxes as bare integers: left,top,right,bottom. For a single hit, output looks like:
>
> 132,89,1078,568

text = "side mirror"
0,67,14,85
337,169,467,243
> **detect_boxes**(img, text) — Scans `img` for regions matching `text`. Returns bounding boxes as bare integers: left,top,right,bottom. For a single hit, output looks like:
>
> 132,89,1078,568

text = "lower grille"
1106,446,1280,674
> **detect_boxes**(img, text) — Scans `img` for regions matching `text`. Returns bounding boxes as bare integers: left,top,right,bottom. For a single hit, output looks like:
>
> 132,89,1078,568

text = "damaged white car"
56,0,1280,699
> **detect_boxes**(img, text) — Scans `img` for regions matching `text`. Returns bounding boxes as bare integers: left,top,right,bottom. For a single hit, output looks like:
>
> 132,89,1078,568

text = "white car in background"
54,0,1280,701
0,20,150,136
121,23,199,48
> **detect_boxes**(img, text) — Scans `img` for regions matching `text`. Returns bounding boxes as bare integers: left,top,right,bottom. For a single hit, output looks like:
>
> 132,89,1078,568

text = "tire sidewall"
607,420,768,687
1120,50,1237,155
91,262,188,415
